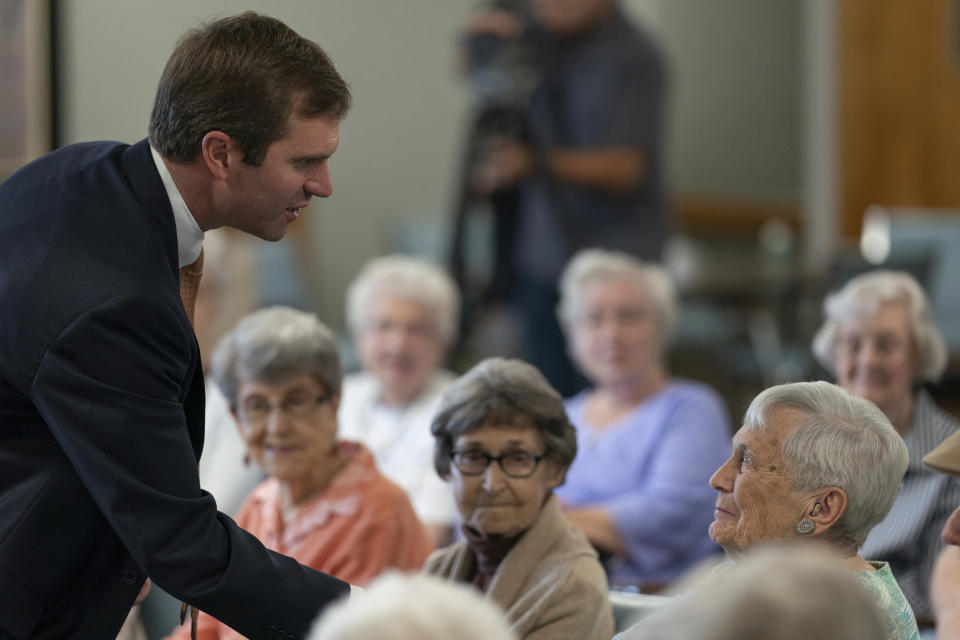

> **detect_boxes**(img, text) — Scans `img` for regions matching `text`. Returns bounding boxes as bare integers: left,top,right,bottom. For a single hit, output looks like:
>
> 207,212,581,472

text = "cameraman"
464,0,668,396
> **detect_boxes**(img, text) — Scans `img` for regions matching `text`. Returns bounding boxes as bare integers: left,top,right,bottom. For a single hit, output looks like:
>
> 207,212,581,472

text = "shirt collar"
150,145,204,267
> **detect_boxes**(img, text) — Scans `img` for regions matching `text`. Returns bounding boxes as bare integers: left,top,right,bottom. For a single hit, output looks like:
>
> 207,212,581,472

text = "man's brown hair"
148,12,351,166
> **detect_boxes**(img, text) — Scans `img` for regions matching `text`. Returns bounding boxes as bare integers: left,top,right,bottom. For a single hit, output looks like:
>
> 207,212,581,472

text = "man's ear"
200,130,235,180
807,487,848,533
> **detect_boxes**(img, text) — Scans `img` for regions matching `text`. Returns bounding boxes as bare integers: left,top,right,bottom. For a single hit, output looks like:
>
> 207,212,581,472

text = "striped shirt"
861,388,960,622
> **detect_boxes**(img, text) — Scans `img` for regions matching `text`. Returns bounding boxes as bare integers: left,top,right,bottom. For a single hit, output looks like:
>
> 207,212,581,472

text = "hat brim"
923,430,960,477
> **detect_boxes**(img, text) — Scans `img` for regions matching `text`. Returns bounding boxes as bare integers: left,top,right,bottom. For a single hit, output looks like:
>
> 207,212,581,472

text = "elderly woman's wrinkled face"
357,297,446,406
234,374,338,484
451,422,563,538
833,302,915,416
571,278,662,387
709,408,812,554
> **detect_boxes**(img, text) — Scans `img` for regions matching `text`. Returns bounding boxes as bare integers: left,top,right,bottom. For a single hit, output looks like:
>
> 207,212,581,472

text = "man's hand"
462,8,524,40
135,578,152,605
473,137,535,194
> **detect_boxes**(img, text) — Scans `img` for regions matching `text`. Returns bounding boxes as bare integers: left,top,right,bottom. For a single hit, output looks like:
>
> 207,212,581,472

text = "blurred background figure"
340,255,461,545
616,544,888,640
554,249,730,590
701,381,918,640
450,0,668,396
813,270,960,628
425,358,614,640
308,572,517,640
166,307,432,639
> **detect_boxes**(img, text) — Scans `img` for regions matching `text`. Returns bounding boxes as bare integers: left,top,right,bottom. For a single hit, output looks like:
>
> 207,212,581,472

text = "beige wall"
59,0,804,325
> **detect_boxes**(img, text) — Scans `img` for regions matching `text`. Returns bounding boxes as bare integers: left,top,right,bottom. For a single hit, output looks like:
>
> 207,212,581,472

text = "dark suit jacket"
0,140,349,639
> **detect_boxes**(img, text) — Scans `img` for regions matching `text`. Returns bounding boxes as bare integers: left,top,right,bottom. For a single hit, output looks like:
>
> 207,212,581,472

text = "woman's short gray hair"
557,248,676,343
211,306,342,407
812,270,946,382
743,381,909,551
431,358,577,480
345,255,460,344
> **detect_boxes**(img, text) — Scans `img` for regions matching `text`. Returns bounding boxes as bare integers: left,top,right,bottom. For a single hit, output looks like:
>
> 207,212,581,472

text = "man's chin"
254,225,289,242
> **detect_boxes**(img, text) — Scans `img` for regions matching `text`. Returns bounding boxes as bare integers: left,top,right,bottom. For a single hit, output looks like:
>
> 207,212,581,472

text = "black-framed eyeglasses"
450,449,547,478
236,393,330,426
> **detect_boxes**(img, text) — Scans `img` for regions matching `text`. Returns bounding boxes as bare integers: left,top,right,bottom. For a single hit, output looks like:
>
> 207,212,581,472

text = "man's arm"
30,293,348,638
475,139,646,195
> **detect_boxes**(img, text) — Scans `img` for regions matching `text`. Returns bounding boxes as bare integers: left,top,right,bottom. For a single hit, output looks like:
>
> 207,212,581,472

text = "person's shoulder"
338,372,377,416
563,389,591,413
1,140,129,198
424,539,467,575
342,444,417,511
342,371,375,393
922,390,960,434
606,8,665,65
663,379,726,409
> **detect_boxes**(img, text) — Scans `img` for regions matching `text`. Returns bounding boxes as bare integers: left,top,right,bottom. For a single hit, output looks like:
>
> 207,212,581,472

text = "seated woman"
339,255,460,544
689,381,918,639
812,270,960,625
424,358,614,640
553,248,731,589
166,307,433,640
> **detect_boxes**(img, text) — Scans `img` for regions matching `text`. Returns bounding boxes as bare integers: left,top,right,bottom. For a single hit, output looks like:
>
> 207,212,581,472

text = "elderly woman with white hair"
309,572,517,640
617,545,889,640
552,248,731,590
812,270,960,626
165,307,433,640
624,381,919,640
339,255,461,545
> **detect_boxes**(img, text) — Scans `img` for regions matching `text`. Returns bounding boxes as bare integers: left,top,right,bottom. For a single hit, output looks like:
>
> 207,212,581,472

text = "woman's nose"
481,461,507,491
709,459,734,492
265,406,291,433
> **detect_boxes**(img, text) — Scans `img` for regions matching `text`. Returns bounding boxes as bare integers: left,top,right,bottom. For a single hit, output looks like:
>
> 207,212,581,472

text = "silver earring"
797,519,816,535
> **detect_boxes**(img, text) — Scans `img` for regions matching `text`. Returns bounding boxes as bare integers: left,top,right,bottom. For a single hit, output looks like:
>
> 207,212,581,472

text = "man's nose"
305,165,332,198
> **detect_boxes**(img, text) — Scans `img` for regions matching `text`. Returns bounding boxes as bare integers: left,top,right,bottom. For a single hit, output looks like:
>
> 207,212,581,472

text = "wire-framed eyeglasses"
450,449,547,478
237,393,330,426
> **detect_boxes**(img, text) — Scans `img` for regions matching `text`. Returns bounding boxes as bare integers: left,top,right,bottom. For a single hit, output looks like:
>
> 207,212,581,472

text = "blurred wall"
59,0,804,327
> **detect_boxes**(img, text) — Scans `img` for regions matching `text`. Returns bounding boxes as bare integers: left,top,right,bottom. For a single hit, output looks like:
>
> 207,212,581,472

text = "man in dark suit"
0,12,354,640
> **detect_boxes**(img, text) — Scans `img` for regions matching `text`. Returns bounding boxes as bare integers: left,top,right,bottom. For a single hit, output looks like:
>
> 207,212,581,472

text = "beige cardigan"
425,494,614,640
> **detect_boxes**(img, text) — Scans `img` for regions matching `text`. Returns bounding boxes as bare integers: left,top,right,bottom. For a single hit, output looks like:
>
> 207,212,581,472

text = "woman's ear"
808,487,848,533
542,459,566,490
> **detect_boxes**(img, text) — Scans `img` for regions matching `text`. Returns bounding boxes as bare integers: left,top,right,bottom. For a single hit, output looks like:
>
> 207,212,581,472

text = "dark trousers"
513,278,588,398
